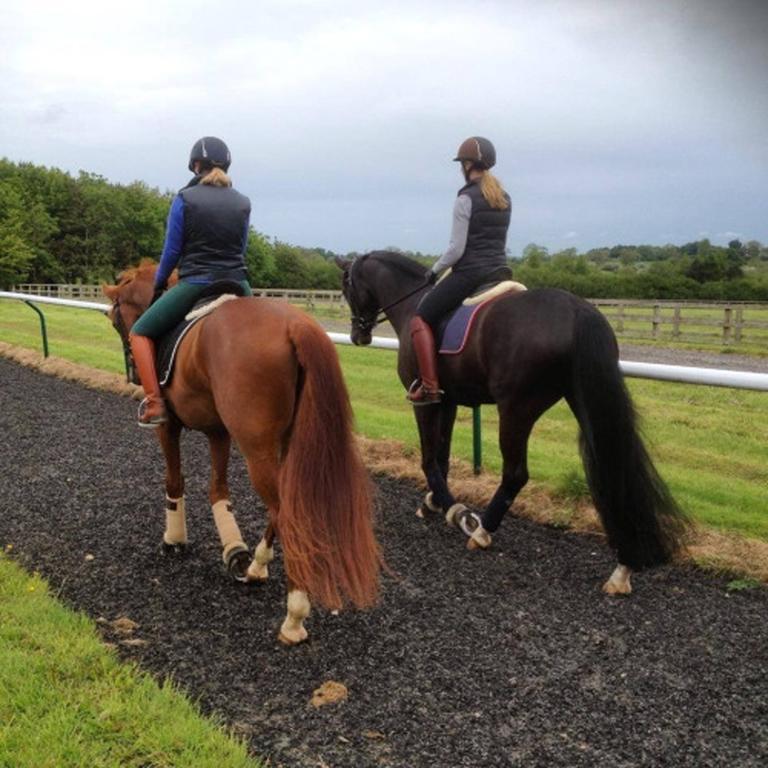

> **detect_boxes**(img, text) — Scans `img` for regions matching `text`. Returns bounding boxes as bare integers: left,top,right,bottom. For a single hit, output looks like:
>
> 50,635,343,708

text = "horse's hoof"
278,627,308,646
602,581,632,596
602,565,632,596
245,561,269,581
445,503,468,527
467,527,492,550
424,492,442,513
160,541,187,557
226,547,252,583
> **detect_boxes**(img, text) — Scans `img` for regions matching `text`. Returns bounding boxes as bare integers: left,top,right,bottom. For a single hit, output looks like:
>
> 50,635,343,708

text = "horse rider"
129,136,253,427
407,136,512,405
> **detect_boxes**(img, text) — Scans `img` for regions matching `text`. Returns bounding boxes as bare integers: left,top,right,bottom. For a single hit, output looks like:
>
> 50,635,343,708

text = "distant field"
1,298,766,541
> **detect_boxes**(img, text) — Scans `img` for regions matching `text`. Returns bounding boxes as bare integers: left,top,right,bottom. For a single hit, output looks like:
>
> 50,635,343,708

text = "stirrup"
137,397,168,428
406,379,443,406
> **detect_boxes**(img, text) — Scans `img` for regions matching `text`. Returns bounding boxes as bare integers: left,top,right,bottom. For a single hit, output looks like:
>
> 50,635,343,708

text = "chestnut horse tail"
277,318,381,610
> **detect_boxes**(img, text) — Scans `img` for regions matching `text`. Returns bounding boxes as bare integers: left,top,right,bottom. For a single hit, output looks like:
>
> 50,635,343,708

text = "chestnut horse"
337,252,688,595
104,263,380,643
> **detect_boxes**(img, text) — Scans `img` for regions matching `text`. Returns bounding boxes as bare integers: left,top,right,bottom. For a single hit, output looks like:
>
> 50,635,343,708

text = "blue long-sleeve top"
154,195,250,287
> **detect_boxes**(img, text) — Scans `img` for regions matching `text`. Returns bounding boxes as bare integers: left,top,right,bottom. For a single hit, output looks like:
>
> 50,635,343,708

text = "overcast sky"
2,0,767,256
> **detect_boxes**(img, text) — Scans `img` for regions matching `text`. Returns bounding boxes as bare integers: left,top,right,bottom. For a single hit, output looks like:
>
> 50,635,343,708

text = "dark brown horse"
104,263,380,643
337,251,688,595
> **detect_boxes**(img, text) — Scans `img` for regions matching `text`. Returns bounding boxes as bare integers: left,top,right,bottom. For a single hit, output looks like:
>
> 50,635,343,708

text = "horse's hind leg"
157,418,187,553
246,521,275,582
241,447,310,644
207,431,250,581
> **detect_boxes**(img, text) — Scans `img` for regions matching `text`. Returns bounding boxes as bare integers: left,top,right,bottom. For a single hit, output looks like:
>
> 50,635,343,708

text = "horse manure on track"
311,681,349,708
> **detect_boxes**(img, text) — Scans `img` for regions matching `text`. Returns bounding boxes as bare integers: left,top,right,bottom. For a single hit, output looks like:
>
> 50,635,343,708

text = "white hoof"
445,503,468,527
467,526,492,550
424,492,442,512
602,564,632,595
246,561,269,581
278,624,309,645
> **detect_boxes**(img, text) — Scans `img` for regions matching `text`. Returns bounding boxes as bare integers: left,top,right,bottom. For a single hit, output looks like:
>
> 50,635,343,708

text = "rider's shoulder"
457,181,480,198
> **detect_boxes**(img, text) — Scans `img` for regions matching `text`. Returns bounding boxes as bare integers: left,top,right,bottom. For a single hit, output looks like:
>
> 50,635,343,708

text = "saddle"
438,270,527,355
157,280,248,386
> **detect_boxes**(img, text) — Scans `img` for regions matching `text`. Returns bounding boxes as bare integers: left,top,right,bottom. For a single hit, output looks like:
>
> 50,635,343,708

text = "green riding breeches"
130,280,252,338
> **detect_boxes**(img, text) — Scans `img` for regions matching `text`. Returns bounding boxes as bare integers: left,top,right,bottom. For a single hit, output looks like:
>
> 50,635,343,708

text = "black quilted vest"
177,182,251,281
454,181,511,273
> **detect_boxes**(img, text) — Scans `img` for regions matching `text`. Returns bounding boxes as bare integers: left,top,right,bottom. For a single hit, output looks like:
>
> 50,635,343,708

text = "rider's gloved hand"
150,283,166,306
425,270,438,286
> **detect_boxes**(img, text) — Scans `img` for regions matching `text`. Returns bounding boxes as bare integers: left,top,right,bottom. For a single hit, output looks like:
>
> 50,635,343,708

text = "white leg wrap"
246,538,274,581
602,564,633,595
445,502,468,527
279,589,310,645
163,495,187,546
212,499,246,563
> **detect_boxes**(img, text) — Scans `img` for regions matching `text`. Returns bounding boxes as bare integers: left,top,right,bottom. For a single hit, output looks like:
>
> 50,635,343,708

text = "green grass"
1,298,766,540
0,554,258,768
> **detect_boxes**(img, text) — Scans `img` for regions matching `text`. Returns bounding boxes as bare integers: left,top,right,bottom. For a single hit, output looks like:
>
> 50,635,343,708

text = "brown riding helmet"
453,136,497,170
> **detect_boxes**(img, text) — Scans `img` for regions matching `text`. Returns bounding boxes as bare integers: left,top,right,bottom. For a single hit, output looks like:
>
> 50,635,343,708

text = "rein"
348,255,427,334
112,297,137,383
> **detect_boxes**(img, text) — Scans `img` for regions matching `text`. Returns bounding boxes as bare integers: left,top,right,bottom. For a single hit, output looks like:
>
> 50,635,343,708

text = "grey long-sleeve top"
431,194,472,275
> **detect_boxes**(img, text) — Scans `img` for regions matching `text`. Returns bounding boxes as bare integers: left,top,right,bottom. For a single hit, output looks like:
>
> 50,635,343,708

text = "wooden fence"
12,284,768,348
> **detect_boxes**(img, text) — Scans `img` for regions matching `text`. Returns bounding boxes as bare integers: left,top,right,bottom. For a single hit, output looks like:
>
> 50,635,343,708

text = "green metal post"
24,300,49,357
472,405,482,475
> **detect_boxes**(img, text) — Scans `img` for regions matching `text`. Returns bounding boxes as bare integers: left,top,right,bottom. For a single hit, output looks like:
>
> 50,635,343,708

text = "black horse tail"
568,308,689,569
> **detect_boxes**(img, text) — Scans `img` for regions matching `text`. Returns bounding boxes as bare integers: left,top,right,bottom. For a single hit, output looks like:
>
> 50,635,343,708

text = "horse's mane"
365,250,428,279
115,258,157,286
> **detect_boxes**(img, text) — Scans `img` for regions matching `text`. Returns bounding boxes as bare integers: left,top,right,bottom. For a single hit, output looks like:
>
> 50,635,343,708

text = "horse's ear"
334,256,351,271
102,284,118,301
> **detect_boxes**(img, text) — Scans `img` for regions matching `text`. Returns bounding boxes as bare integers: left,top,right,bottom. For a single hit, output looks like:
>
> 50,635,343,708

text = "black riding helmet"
188,136,231,173
453,136,496,170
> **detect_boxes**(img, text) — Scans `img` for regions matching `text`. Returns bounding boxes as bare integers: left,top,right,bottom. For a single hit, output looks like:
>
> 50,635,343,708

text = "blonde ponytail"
199,167,232,187
479,172,509,210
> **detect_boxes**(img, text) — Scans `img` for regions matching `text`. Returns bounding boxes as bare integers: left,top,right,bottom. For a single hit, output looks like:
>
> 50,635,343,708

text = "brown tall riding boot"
129,334,168,428
407,316,443,405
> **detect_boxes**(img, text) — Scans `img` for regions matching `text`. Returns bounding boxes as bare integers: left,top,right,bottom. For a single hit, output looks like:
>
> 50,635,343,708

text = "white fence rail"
2,292,768,392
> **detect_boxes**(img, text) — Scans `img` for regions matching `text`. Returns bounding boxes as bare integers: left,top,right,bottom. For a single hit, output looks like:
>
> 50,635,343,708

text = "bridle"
345,255,428,335
112,296,137,383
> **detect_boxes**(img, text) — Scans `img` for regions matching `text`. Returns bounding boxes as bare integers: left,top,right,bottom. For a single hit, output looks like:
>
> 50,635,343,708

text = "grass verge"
0,553,258,768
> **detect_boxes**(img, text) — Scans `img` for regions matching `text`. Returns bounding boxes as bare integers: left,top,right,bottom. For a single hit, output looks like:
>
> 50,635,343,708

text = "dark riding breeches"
415,268,497,328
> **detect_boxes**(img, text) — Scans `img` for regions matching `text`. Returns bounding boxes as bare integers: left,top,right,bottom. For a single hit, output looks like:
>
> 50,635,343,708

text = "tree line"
2,158,767,300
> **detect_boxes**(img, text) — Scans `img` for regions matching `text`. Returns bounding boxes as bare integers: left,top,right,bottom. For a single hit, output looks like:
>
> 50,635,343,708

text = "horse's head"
102,260,158,341
102,260,160,383
335,255,379,346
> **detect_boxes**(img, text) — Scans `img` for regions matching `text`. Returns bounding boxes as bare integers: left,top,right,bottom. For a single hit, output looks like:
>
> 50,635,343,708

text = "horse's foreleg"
207,432,250,580
464,397,548,551
279,581,311,646
415,405,456,518
246,521,275,582
157,419,187,551
603,564,633,595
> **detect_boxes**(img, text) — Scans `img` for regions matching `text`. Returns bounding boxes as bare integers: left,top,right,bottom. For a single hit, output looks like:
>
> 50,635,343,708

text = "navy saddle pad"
156,280,247,386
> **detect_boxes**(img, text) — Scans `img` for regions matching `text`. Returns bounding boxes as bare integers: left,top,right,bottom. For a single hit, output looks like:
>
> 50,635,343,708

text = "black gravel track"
1,356,766,768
